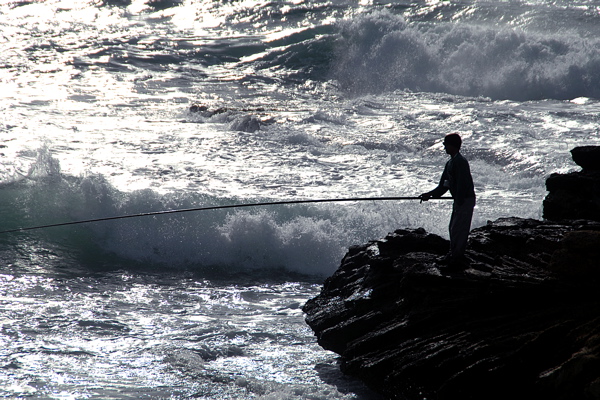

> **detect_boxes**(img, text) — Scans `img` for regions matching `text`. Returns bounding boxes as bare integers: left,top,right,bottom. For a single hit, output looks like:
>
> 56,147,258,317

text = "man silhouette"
419,133,475,268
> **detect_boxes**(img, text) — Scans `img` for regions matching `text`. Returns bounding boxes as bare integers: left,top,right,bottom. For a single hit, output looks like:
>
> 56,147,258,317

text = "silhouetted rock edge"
303,146,600,400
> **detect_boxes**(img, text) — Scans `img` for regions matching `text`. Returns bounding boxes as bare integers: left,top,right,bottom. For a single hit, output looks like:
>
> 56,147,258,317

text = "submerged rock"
303,219,600,400
188,104,261,132
189,104,229,116
229,114,260,133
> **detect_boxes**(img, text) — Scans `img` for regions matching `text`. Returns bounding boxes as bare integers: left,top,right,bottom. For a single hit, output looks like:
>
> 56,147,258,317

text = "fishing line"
0,196,452,234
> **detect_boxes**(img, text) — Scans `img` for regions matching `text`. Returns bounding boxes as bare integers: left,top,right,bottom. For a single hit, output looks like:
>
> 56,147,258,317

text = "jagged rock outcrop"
543,146,600,221
303,147,600,400
304,220,600,399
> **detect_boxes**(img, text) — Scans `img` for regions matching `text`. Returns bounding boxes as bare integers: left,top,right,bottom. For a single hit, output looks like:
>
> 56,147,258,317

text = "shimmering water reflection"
0,271,374,399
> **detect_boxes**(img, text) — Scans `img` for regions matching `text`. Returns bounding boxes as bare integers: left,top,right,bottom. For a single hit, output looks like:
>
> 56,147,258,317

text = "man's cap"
443,133,462,149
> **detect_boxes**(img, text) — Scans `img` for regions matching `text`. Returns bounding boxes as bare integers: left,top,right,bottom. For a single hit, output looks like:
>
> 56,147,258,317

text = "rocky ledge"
303,147,600,400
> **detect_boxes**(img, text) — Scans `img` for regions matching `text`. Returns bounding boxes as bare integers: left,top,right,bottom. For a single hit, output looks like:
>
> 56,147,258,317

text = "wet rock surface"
303,147,600,400
303,219,600,399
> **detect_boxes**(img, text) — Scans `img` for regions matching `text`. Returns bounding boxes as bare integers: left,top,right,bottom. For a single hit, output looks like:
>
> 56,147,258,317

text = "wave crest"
332,10,600,101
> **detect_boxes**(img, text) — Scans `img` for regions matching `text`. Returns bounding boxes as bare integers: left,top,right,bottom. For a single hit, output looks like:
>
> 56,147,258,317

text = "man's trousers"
449,196,476,259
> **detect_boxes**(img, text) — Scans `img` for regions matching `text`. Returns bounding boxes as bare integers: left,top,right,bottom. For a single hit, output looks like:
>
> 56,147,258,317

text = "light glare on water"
0,272,369,399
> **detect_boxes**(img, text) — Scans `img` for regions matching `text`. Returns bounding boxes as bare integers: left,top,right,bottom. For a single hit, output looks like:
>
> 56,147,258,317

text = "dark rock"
549,230,600,279
189,104,229,116
230,115,260,133
189,104,208,113
189,104,260,132
571,146,600,171
303,218,600,400
543,146,600,221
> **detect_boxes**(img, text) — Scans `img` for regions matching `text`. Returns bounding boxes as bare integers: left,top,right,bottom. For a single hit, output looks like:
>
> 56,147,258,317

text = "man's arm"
420,168,449,200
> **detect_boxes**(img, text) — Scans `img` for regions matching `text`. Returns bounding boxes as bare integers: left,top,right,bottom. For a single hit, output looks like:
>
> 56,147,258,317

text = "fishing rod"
0,196,452,234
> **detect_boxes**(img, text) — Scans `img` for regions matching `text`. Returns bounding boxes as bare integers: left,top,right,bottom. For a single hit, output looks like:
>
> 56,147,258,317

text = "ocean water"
1,0,600,398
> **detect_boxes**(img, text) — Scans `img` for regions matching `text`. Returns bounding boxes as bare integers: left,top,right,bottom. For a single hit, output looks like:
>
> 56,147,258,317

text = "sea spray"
332,9,600,100
3,151,444,275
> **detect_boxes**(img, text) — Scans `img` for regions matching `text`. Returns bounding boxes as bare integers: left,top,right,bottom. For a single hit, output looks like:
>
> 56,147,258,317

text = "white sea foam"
332,9,600,100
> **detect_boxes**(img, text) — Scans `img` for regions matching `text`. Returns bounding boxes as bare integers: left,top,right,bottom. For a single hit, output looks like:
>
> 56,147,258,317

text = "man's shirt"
430,152,475,205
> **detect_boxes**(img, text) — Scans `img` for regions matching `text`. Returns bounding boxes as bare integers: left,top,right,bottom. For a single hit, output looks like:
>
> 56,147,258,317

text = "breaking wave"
331,10,600,101
0,150,418,277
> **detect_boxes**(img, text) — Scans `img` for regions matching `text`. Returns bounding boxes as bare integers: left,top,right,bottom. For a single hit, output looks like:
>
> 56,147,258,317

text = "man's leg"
449,197,475,259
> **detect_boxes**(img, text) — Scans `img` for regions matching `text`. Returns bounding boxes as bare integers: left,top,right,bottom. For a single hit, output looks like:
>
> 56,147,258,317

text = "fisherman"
419,133,475,268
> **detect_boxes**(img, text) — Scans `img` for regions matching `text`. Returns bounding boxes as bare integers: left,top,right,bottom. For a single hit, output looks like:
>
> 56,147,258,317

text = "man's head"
443,133,461,155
